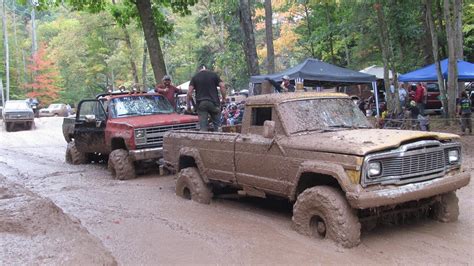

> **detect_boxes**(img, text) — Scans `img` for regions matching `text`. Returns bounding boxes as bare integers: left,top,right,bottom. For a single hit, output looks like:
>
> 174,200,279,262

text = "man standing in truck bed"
187,66,227,131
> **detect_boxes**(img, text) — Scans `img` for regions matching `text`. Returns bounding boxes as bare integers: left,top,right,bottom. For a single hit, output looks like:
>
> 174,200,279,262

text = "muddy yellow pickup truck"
163,92,470,248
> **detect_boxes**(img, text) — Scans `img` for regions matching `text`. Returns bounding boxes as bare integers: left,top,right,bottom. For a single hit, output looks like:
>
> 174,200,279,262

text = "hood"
282,129,459,156
109,113,199,128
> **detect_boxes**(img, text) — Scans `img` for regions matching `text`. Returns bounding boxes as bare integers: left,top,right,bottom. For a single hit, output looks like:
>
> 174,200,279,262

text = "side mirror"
85,114,96,123
263,120,275,139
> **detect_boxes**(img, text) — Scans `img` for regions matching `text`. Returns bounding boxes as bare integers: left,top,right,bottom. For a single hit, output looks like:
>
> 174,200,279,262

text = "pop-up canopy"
250,58,377,86
399,59,474,82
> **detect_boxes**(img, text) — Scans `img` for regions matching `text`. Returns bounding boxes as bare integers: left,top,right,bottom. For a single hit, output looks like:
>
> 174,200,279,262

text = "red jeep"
63,92,199,179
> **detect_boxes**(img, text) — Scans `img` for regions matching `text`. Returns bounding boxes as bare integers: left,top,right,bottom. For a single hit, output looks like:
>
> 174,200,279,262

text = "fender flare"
178,147,210,183
289,160,358,201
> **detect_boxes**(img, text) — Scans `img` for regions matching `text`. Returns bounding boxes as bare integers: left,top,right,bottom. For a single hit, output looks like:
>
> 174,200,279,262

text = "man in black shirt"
187,66,227,131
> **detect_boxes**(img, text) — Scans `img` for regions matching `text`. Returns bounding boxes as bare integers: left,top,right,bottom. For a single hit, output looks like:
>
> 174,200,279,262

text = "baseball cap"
282,75,290,80
162,75,171,81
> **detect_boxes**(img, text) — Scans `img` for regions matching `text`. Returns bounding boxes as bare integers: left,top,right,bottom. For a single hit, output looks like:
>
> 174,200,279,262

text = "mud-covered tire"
65,141,87,164
176,167,213,204
5,122,12,132
431,192,459,222
108,149,136,180
292,186,361,248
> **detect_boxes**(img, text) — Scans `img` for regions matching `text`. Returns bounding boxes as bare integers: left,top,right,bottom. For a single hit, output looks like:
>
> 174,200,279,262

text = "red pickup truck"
63,92,199,180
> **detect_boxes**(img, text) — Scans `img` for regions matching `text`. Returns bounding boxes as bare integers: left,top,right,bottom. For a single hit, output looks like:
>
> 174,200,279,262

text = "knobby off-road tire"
292,186,361,248
108,149,136,180
65,141,88,165
176,167,213,204
431,192,459,222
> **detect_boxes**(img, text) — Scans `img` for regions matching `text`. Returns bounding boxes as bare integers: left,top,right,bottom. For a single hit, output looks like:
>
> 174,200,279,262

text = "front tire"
65,141,87,164
108,149,136,180
176,167,213,204
292,186,361,248
431,192,459,222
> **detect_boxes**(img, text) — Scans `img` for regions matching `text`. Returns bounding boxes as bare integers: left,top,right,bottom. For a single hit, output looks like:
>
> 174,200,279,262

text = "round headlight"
135,129,145,139
368,162,381,177
448,150,459,163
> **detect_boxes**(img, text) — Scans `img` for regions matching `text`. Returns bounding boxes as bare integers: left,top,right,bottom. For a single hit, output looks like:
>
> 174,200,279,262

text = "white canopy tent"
177,81,190,93
359,65,395,80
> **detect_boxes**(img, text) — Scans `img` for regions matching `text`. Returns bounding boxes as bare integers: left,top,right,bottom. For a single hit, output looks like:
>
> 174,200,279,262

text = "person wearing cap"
155,75,182,108
281,75,295,92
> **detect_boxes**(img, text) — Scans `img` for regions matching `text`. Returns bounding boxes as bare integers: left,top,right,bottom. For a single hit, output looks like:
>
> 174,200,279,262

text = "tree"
374,2,400,115
444,0,462,119
424,0,448,121
24,43,62,105
264,0,275,74
238,0,259,75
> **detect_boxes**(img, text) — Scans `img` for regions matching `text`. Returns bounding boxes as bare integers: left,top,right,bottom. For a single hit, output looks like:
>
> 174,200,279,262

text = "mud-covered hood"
283,129,460,156
109,113,199,128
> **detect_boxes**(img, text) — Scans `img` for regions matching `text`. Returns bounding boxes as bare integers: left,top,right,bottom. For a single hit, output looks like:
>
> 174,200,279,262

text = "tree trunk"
325,3,335,64
264,0,275,74
135,0,167,84
436,0,447,58
444,0,458,119
2,0,10,101
374,3,400,115
424,0,449,123
303,1,315,58
238,0,260,75
142,39,148,90
122,27,139,86
421,3,434,64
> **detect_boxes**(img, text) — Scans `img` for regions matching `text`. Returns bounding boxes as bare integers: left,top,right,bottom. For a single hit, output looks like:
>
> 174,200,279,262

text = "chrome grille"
137,123,198,148
362,140,461,187
380,150,445,178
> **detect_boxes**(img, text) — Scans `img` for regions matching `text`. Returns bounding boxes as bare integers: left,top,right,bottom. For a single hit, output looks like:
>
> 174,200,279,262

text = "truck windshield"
110,95,174,118
279,98,372,134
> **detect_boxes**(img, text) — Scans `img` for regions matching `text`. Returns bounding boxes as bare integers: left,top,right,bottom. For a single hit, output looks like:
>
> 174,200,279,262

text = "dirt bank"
0,174,116,265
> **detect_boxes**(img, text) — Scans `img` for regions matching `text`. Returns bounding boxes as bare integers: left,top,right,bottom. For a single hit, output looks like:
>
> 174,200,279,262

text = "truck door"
234,106,290,196
74,100,108,154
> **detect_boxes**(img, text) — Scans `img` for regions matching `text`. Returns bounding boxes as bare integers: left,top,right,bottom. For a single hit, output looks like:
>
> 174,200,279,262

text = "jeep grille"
361,140,461,187
136,123,198,148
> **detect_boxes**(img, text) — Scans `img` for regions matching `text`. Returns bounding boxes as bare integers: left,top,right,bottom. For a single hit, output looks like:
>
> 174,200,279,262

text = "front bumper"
347,171,471,209
4,118,34,123
129,147,163,161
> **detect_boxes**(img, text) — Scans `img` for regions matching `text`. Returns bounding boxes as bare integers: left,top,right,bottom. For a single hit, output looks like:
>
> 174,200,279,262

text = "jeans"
197,100,221,131
461,113,472,134
417,102,425,116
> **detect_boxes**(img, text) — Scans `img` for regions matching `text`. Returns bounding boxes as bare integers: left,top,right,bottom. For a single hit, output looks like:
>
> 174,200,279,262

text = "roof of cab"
245,92,350,105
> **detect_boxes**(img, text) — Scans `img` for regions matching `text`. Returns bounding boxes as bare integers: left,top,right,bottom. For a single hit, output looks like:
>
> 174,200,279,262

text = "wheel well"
179,155,197,170
295,172,342,198
111,138,127,150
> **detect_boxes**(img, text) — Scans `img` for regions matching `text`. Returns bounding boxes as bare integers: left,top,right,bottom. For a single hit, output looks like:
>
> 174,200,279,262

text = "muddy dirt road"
1,117,473,264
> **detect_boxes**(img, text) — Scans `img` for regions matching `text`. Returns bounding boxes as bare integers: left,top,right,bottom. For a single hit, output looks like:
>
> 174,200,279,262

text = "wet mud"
0,117,473,264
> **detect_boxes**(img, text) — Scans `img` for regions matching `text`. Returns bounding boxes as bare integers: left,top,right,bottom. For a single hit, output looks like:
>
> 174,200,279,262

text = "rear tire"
292,186,361,248
65,141,88,164
431,192,459,222
108,149,136,180
176,167,213,204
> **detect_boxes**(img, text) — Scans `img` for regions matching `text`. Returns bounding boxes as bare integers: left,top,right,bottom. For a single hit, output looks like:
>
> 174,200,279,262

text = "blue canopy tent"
399,59,474,82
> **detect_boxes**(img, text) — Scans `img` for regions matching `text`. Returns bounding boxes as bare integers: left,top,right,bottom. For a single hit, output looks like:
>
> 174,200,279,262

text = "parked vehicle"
409,83,442,112
2,100,35,131
39,103,69,117
63,92,199,180
163,92,470,248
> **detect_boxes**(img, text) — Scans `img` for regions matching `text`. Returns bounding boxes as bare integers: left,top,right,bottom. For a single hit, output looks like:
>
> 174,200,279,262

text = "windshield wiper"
117,112,141,117
329,124,372,129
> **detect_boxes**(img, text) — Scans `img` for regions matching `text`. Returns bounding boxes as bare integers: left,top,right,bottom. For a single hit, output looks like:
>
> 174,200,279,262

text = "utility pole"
31,0,38,55
1,77,4,107
2,0,10,101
